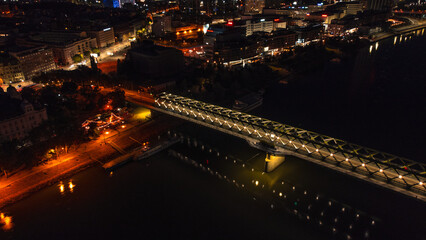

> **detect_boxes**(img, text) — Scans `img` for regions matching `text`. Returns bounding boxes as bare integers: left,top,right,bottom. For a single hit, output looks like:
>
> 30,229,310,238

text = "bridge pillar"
264,153,285,173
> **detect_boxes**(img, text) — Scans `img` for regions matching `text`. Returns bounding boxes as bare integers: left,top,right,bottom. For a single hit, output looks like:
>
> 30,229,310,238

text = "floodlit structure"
82,112,123,130
154,92,426,200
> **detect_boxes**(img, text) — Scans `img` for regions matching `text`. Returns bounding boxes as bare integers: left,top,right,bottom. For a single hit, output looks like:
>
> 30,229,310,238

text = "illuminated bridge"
152,92,426,200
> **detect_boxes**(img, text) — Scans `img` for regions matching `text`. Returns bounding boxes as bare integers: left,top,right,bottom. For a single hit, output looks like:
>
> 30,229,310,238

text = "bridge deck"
155,92,426,199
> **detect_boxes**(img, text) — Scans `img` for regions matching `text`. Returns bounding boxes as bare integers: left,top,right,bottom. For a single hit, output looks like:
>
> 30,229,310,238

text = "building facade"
127,41,184,78
0,98,48,142
0,53,25,85
19,32,98,66
87,27,115,48
9,46,56,80
245,0,265,14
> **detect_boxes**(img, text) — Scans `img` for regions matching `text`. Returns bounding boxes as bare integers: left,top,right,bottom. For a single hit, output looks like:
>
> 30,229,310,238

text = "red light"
226,21,233,26
306,13,310,16
321,14,328,17
274,18,280,22
207,29,213,32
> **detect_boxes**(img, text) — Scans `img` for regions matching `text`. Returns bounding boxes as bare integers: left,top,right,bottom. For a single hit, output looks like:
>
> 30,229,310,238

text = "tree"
61,81,78,95
91,48,100,54
106,89,126,108
72,54,83,63
21,87,37,103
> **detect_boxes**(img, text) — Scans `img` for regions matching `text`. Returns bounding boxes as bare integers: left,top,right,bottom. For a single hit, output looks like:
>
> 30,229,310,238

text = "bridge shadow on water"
172,122,426,240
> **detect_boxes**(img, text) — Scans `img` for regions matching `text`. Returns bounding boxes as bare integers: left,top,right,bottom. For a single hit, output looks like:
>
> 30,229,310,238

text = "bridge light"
330,153,333,157
289,141,292,143
362,163,365,167
302,144,305,147
398,175,403,179
420,182,423,185
316,149,319,152
271,134,275,138
345,158,349,161
379,169,383,172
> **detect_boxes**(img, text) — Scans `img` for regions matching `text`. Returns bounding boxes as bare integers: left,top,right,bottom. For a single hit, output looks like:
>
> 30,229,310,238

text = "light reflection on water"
58,180,76,194
0,212,13,231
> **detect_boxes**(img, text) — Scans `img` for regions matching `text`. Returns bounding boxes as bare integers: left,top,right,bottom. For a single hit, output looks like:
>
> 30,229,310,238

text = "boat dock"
102,138,180,170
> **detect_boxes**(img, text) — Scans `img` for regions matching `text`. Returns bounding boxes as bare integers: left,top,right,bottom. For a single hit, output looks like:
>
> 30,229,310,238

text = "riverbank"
0,115,178,209
371,23,426,42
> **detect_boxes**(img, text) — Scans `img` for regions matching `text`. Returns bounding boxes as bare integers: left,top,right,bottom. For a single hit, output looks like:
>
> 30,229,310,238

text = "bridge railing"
155,93,426,196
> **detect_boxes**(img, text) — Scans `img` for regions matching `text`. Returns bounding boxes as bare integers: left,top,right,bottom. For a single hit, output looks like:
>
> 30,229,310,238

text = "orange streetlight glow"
69,181,75,192
59,183,65,193
0,213,13,231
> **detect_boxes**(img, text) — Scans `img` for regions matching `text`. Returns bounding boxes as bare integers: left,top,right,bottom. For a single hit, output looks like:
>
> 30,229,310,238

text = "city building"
152,15,172,37
367,0,394,12
126,40,184,78
245,0,265,14
8,46,56,80
261,30,297,53
344,2,363,15
204,24,259,64
235,19,274,36
17,32,97,66
87,27,115,48
174,24,204,41
113,17,146,42
0,52,25,85
305,10,344,24
0,88,48,142
204,24,245,60
294,24,323,45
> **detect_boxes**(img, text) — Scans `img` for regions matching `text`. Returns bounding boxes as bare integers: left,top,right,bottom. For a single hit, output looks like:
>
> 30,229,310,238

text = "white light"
279,192,282,197
330,153,333,157
316,149,319,152
420,182,423,185
398,175,402,179
379,169,383,172
302,145,305,147
345,158,349,161
255,181,259,186
289,141,292,143
362,163,365,167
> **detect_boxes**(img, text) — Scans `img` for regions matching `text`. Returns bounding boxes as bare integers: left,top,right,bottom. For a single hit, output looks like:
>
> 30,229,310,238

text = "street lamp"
104,131,110,144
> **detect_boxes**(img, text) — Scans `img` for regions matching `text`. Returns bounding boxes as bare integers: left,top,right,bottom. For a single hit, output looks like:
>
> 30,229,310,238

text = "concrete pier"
264,153,285,173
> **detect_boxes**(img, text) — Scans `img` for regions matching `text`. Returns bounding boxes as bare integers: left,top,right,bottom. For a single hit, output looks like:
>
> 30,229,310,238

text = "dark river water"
255,29,426,162
1,30,426,240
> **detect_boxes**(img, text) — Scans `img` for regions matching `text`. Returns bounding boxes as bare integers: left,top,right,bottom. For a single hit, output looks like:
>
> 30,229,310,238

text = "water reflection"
0,212,13,231
58,180,76,194
59,181,65,194
169,132,380,239
69,180,75,193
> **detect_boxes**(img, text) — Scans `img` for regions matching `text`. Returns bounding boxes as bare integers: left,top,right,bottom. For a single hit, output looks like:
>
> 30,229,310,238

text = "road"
0,114,178,208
